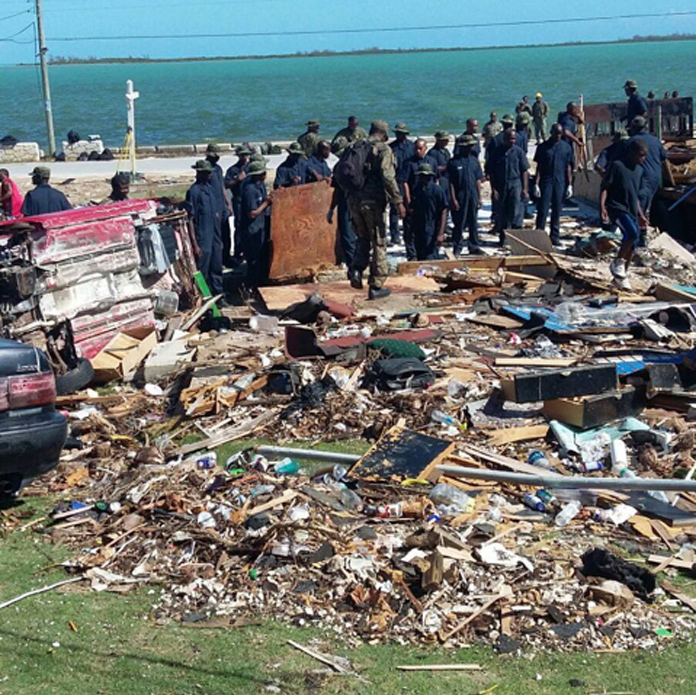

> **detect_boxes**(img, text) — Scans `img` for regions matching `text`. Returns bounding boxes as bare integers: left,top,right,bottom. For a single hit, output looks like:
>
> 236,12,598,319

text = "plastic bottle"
274,458,301,475
537,489,557,507
593,504,637,526
154,289,179,317
429,483,471,512
555,500,581,527
365,503,403,518
340,488,364,511
523,493,547,512
611,439,669,503
431,410,459,427
528,451,555,471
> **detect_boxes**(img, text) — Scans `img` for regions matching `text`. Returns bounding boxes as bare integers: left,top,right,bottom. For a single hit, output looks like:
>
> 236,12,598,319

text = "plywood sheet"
268,181,339,281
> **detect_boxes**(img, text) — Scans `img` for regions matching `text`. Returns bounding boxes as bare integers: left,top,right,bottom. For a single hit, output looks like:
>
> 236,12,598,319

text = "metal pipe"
438,464,696,492
256,445,360,465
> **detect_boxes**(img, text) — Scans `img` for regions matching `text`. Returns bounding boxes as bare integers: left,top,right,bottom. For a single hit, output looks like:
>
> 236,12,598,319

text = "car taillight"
0,378,8,412
7,372,57,410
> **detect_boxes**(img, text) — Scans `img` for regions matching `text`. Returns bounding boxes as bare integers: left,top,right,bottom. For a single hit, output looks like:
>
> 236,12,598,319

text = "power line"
0,8,32,22
43,0,283,9
45,11,696,41
0,22,35,42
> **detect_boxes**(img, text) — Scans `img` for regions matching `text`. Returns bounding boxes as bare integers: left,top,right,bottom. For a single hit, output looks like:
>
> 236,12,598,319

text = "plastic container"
523,493,547,513
555,500,581,527
249,315,280,333
154,289,179,317
528,451,555,471
537,489,557,507
429,483,471,512
610,438,629,474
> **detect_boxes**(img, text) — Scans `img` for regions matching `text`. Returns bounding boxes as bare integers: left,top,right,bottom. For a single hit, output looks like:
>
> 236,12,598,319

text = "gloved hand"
566,185,573,199
533,183,541,199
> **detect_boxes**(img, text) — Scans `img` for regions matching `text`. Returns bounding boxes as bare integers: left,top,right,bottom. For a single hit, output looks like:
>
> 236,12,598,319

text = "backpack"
333,139,373,192
364,358,434,392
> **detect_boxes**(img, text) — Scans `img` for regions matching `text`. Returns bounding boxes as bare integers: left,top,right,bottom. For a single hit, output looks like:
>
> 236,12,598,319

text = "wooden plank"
440,588,511,642
246,490,298,518
646,554,693,570
495,357,578,368
661,580,696,613
268,181,339,281
486,425,549,447
459,445,564,479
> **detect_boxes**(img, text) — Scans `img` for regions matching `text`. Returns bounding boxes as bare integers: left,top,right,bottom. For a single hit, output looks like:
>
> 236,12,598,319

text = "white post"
125,80,140,177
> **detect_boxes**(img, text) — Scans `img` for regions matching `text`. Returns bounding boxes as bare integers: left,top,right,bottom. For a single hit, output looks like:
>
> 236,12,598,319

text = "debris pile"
5,203,696,654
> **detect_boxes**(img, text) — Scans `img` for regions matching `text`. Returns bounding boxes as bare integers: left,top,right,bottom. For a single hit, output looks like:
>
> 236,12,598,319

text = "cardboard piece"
143,339,196,382
501,364,618,403
91,329,158,383
349,426,454,483
542,387,646,429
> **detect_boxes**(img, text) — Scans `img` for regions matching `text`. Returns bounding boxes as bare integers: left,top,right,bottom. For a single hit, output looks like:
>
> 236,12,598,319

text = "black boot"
348,268,363,289
368,286,391,300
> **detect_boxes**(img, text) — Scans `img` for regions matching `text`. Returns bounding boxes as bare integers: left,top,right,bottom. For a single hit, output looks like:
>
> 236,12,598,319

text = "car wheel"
55,358,95,396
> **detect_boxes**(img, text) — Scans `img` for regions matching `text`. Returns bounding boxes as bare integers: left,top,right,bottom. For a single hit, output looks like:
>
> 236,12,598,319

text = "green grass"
2,439,696,694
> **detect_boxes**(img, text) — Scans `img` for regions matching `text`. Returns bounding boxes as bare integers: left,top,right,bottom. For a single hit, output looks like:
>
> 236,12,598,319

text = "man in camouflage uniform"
298,120,321,158
532,93,549,144
345,120,405,300
482,112,504,147
331,116,368,154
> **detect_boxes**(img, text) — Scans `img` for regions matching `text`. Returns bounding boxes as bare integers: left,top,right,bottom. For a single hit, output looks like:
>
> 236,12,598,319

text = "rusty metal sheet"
268,181,339,282
584,97,694,155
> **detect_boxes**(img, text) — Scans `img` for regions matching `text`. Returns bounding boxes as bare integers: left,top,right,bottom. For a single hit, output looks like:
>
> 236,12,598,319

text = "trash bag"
0,135,18,148
280,292,327,324
364,358,434,391
367,338,426,360
67,129,81,145
99,148,114,161
581,548,656,599
88,150,100,161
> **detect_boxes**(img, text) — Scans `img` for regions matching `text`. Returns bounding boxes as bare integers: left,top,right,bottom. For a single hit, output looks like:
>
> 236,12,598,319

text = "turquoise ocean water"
1,40,694,149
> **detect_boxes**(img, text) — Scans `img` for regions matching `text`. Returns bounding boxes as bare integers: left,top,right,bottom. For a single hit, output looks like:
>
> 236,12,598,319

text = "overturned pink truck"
0,200,199,392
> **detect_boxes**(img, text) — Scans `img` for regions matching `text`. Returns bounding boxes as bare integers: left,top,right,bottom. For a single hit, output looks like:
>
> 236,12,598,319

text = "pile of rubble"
4,204,696,654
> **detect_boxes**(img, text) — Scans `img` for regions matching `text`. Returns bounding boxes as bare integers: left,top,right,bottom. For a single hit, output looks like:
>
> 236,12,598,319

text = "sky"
0,0,695,63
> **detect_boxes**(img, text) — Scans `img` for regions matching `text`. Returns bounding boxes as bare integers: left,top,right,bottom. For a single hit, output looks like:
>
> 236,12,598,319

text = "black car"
0,338,67,498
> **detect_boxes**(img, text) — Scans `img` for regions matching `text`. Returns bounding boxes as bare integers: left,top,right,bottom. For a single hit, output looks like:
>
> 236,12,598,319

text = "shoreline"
10,34,696,68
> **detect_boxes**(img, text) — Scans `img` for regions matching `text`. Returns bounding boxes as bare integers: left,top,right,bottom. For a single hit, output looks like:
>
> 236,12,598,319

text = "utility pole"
35,0,56,157
125,80,140,178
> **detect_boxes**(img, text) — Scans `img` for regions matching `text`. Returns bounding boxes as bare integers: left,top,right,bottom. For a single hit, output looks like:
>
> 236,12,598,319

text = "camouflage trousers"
347,196,389,289
533,118,547,143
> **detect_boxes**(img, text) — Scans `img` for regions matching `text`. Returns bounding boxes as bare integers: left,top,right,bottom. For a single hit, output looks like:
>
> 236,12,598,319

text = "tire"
56,358,95,396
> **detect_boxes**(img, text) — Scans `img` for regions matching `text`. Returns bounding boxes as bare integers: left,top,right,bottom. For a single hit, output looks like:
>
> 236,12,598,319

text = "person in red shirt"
0,168,24,219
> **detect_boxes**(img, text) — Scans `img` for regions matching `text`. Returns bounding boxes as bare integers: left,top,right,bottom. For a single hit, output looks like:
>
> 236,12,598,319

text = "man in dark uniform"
624,80,649,124
458,119,481,157
448,134,483,255
485,114,515,228
557,103,583,148
186,160,224,300
21,166,72,216
298,120,321,159
327,135,357,271
306,140,332,182
331,116,368,154
411,163,447,261
488,129,529,244
515,113,531,155
595,130,629,176
627,116,674,215
428,131,452,204
206,143,233,265
403,138,439,261
601,139,649,290
274,142,309,189
388,122,415,245
534,123,575,245
240,160,273,292
225,145,251,262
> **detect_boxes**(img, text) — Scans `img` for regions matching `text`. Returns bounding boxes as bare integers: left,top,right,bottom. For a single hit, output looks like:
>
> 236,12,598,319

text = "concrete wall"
0,142,42,164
